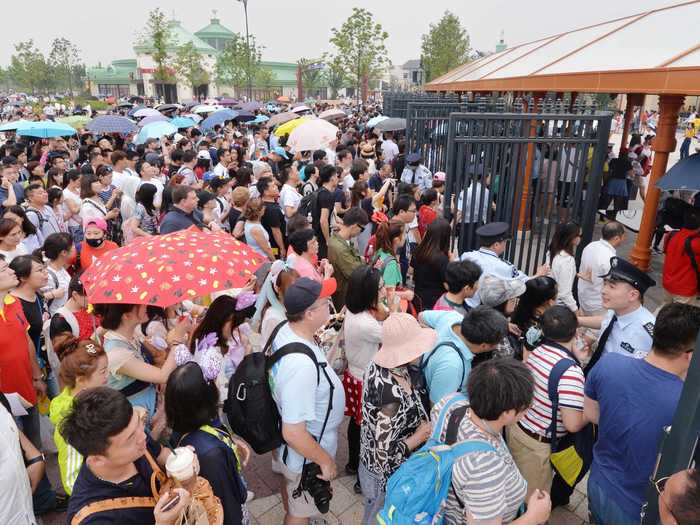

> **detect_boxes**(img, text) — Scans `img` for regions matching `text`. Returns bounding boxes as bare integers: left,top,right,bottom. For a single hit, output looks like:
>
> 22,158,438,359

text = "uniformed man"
400,153,432,194
461,222,549,308
579,256,657,373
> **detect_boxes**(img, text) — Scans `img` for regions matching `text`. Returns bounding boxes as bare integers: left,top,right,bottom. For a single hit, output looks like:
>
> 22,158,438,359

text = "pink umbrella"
319,108,347,121
287,119,339,152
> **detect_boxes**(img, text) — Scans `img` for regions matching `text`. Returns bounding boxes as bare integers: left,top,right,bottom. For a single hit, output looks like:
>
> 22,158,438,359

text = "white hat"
196,150,211,160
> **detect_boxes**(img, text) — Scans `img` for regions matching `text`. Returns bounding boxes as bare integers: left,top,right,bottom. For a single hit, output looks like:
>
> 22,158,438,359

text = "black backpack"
224,321,328,455
296,188,320,221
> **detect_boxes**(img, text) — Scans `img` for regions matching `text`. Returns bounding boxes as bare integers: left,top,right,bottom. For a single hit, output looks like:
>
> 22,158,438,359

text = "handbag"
325,316,348,375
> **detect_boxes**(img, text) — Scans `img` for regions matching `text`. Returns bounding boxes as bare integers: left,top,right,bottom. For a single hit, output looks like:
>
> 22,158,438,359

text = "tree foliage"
215,33,267,89
328,8,390,101
142,8,174,83
322,54,348,99
9,40,53,93
173,42,208,95
297,58,324,97
48,37,83,94
420,11,470,83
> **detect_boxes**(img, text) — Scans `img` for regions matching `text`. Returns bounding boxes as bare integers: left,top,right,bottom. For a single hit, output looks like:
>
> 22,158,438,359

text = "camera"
294,462,332,514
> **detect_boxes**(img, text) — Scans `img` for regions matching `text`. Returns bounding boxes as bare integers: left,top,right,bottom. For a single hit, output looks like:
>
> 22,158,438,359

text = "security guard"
400,153,433,194
461,222,549,308
582,256,656,373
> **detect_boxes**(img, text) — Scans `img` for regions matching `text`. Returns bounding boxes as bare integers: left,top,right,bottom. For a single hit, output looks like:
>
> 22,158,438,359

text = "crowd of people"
0,95,699,525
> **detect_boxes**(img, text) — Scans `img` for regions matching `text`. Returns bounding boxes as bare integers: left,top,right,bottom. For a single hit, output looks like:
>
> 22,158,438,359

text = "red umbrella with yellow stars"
82,226,265,307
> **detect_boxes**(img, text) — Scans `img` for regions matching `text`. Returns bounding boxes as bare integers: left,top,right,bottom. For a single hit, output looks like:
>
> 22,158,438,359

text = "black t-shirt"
609,158,632,180
261,200,286,251
18,296,43,353
369,174,383,192
313,187,335,238
228,207,242,233
411,252,449,310
67,437,163,525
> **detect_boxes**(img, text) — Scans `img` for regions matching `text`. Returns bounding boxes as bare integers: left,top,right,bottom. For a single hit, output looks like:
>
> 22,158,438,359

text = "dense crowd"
0,96,699,525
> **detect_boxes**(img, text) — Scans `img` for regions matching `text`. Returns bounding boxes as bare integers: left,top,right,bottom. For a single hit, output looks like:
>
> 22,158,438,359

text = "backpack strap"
445,405,468,445
421,341,467,393
431,392,468,441
262,320,288,356
70,497,157,525
683,235,700,295
546,357,577,450
267,342,321,385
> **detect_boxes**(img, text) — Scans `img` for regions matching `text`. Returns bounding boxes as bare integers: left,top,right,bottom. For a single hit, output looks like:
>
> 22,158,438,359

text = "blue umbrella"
171,116,197,129
135,121,178,145
657,153,700,191
201,109,238,130
250,115,270,125
0,119,32,132
128,105,145,117
86,115,137,134
138,114,170,128
17,120,77,138
233,110,256,122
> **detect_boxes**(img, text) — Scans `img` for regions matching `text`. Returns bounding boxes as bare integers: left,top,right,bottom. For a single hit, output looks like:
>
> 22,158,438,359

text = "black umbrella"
117,101,133,108
657,153,700,191
233,111,256,122
374,117,407,132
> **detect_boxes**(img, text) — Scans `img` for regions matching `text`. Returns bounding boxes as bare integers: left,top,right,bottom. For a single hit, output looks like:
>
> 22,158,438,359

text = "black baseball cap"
284,277,337,316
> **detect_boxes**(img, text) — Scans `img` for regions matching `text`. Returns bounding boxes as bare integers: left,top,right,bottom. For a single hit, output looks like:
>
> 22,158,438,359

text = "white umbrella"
287,119,339,152
133,108,161,118
319,108,346,121
192,104,224,114
291,105,312,114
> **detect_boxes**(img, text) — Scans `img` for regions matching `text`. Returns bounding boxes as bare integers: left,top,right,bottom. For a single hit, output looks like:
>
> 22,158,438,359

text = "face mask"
86,237,105,248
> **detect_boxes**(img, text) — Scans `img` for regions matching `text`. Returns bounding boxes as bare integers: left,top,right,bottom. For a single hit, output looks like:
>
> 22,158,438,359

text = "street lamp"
237,0,252,101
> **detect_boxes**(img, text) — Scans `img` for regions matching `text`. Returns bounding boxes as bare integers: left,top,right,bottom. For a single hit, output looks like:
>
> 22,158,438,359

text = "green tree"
297,58,323,98
48,37,83,94
255,67,277,90
9,40,52,94
322,54,348,99
140,8,174,96
328,8,390,102
420,11,470,83
215,33,266,92
173,42,209,96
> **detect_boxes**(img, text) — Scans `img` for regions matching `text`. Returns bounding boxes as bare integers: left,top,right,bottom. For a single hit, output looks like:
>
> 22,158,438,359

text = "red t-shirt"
663,229,700,297
80,240,119,270
0,295,35,404
418,205,438,237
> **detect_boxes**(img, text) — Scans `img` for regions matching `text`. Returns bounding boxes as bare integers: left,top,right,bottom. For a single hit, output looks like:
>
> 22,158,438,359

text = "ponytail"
374,219,404,256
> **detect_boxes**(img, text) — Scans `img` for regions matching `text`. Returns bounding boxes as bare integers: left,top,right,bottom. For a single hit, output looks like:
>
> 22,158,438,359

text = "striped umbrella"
86,115,137,134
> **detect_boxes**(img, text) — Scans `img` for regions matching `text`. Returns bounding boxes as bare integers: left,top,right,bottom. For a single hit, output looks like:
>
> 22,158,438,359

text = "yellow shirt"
685,128,695,139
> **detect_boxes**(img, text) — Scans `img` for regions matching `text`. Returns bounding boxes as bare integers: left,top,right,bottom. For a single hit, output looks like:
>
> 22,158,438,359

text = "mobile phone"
161,493,181,512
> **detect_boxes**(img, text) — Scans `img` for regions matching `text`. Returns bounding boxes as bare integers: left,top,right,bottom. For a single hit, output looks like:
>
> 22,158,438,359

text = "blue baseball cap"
272,146,289,160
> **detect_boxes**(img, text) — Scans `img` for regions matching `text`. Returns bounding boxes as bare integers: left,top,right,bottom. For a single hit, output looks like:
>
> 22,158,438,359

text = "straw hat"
373,313,438,369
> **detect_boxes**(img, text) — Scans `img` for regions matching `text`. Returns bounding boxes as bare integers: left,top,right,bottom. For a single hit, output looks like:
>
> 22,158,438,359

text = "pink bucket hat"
373,313,437,369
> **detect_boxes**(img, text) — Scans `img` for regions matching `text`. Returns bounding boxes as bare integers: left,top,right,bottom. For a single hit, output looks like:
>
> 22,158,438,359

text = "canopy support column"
517,91,546,231
621,93,645,150
629,94,684,271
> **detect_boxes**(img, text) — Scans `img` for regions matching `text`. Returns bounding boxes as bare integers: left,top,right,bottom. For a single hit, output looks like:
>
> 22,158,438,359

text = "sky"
0,0,679,68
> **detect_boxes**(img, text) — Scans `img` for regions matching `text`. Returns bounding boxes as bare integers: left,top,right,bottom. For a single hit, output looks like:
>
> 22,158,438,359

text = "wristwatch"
25,453,45,467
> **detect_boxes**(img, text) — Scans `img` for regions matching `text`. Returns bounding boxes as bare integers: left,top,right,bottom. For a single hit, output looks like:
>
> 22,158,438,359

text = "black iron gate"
406,102,468,174
444,104,612,275
382,91,459,119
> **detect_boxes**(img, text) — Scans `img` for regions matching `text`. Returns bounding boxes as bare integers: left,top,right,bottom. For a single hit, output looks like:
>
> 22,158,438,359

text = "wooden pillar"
518,91,546,231
296,65,303,101
570,92,578,111
629,94,685,271
620,93,644,151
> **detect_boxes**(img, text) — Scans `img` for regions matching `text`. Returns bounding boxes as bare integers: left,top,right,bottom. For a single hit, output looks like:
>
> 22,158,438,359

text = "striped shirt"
520,342,585,438
431,394,527,524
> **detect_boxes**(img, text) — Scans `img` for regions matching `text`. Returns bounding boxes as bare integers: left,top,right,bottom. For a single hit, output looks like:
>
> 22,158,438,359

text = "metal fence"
443,102,613,275
382,91,460,119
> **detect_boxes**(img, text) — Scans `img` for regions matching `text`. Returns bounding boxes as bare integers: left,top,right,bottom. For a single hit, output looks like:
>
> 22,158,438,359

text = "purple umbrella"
240,101,262,112
218,98,238,106
138,114,170,127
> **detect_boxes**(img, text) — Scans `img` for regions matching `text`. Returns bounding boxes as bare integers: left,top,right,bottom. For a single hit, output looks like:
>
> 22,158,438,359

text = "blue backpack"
376,393,495,525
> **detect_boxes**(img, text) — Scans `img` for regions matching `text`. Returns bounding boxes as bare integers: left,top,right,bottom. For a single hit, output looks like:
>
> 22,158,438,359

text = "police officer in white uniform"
400,153,432,194
461,222,549,308
581,256,656,373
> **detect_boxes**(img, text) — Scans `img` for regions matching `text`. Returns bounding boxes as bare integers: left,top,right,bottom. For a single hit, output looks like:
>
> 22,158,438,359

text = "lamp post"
237,0,252,101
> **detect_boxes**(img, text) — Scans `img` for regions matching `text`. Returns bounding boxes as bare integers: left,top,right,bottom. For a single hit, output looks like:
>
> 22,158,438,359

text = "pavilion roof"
426,0,700,96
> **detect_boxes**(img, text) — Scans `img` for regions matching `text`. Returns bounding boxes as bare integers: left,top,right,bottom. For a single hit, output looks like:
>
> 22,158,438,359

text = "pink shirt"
286,253,322,283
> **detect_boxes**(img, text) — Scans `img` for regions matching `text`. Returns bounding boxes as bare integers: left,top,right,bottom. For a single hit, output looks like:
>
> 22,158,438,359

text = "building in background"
85,13,313,102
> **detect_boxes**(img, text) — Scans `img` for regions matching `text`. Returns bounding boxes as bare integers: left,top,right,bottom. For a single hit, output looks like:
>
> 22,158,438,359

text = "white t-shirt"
381,139,399,163
43,266,71,316
344,310,382,379
279,184,302,219
213,163,228,179
269,323,345,473
0,244,28,263
342,173,355,191
0,406,37,525
62,187,82,228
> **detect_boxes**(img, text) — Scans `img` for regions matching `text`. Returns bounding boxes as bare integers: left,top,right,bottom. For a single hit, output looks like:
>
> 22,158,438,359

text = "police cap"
601,256,656,295
476,222,511,244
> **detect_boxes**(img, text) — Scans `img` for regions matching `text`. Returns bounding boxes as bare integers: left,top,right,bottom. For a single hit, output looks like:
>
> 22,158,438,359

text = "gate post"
517,92,546,232
629,94,684,271
621,93,644,150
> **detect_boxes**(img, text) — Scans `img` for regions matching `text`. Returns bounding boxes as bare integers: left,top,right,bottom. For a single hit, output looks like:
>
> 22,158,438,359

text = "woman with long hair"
548,222,582,312
47,187,68,234
79,172,119,224
187,293,257,398
372,219,413,307
3,205,40,253
39,232,75,315
49,337,107,495
0,217,28,262
128,183,159,237
411,218,452,311
243,198,274,261
253,261,300,345
62,169,82,242
511,276,558,359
